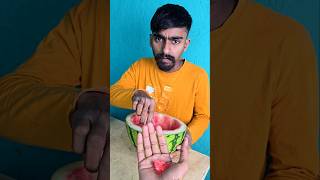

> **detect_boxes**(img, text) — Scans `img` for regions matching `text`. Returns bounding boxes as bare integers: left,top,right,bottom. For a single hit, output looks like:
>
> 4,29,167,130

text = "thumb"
179,138,189,163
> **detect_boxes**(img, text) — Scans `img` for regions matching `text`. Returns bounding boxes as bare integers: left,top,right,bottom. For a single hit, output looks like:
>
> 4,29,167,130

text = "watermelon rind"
125,112,186,153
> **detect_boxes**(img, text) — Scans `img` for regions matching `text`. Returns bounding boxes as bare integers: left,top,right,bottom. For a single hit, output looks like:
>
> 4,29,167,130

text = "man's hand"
137,123,189,180
70,91,109,180
184,130,192,147
161,136,189,180
137,123,171,180
132,90,155,124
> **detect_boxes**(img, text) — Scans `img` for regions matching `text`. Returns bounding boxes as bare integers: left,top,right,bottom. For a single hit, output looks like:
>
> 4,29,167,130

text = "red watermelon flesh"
153,160,172,175
131,113,180,130
67,167,93,180
132,114,141,125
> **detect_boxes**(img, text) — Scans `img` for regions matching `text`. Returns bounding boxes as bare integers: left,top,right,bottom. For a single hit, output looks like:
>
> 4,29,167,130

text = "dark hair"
151,4,192,33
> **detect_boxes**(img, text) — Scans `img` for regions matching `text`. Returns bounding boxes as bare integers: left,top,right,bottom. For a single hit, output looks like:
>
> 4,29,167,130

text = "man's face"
150,27,190,72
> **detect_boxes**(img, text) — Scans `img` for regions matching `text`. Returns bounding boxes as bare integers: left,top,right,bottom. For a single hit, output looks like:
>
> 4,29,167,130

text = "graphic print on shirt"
145,84,172,113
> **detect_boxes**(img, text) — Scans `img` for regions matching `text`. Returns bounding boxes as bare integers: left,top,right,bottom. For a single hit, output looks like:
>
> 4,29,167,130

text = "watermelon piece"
126,112,186,152
67,167,92,180
153,160,172,175
132,114,141,125
51,161,95,180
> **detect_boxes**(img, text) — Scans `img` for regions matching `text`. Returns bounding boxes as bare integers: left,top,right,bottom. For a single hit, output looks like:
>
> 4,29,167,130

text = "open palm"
137,123,189,180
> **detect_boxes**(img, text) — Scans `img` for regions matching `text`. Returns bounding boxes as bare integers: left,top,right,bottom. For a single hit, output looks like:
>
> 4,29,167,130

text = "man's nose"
162,40,171,54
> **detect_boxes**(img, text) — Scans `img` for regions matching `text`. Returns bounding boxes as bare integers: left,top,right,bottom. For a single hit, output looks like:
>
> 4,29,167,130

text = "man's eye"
154,37,162,42
171,40,180,44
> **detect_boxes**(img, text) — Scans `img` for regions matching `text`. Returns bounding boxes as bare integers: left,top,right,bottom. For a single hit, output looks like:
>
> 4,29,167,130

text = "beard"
154,53,176,72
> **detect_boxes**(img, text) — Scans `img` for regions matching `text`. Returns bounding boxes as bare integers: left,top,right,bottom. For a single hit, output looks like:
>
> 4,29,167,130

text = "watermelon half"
125,112,186,153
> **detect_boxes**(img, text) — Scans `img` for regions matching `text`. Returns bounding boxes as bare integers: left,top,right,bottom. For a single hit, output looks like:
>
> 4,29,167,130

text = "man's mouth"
160,58,172,64
154,53,176,71
155,53,174,61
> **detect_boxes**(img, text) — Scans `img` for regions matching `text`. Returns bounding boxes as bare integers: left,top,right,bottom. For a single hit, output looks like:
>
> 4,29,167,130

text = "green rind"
166,131,186,152
125,113,187,153
126,125,186,152
126,124,138,147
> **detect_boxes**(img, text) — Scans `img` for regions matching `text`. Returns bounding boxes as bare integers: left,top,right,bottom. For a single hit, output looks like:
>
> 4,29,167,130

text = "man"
0,0,109,179
212,0,319,179
110,4,210,145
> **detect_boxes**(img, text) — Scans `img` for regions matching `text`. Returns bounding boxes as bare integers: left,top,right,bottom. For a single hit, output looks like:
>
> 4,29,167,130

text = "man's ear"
183,39,191,52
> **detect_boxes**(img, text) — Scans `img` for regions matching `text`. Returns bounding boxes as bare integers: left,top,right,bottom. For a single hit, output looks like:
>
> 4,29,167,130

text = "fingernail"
138,133,142,138
156,125,162,132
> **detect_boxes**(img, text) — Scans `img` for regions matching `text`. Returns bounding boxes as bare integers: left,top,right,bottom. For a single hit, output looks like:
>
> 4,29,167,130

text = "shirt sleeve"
0,0,92,152
187,69,210,143
265,24,319,179
110,62,139,109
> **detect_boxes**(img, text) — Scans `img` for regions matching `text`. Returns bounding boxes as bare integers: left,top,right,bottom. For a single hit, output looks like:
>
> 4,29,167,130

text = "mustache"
155,53,175,61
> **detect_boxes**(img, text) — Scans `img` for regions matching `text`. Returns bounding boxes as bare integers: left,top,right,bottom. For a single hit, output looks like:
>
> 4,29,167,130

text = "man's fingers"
147,101,155,123
170,150,181,163
185,130,193,147
137,133,145,163
136,99,145,115
132,92,143,111
142,125,152,157
99,111,109,132
70,111,91,154
148,123,160,154
140,100,150,124
132,100,139,111
90,172,98,180
85,133,106,172
132,92,154,125
98,133,110,180
156,125,168,154
180,138,189,162
85,115,108,172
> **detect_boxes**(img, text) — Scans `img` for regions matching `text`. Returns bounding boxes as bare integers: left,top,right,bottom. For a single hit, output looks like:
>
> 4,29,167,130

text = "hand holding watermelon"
161,137,189,179
176,129,192,150
137,123,189,180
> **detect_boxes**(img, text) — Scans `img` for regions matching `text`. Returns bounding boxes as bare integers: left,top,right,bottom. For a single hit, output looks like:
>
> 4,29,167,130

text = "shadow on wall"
0,0,81,76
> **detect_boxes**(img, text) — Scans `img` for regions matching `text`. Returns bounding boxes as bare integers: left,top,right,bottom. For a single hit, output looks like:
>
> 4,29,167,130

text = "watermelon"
51,161,96,180
126,112,186,153
153,160,172,175
66,167,92,180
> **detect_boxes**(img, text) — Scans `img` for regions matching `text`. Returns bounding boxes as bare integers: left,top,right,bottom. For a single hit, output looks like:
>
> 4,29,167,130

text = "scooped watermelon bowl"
125,112,187,153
